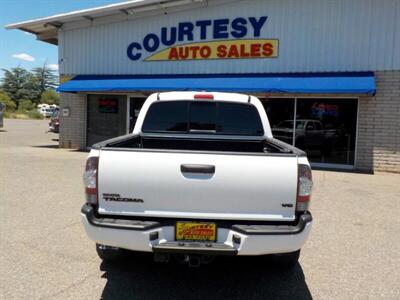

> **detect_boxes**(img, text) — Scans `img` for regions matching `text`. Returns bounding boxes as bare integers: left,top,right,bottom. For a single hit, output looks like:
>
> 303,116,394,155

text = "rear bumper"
81,204,312,256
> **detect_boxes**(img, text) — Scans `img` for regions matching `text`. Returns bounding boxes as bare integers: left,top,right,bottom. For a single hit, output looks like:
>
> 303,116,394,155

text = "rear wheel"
270,249,300,268
96,243,125,261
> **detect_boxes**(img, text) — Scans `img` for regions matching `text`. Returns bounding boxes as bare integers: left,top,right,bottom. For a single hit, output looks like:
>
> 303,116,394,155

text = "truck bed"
92,133,305,156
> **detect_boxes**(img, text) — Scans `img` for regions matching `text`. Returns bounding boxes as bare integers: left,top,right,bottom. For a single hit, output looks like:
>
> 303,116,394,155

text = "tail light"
194,94,214,100
296,164,313,212
84,156,99,205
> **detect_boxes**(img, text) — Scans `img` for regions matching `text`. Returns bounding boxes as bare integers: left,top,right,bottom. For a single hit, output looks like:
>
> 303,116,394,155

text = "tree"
0,90,16,111
1,67,41,106
24,73,41,102
40,90,59,105
32,63,58,94
17,99,35,112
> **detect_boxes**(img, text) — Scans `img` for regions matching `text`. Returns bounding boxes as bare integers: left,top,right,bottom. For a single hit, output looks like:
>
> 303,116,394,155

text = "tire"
96,243,125,262
270,249,300,268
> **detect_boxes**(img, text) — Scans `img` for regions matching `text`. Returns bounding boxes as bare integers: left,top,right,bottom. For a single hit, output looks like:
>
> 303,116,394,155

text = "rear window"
141,101,188,133
189,102,216,132
142,100,264,136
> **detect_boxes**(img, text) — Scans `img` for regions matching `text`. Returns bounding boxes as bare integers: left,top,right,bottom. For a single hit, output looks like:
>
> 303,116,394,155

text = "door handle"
181,164,215,174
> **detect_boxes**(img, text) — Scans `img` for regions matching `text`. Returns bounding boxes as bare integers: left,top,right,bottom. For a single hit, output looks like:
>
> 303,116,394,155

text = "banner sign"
145,39,278,61
127,16,278,62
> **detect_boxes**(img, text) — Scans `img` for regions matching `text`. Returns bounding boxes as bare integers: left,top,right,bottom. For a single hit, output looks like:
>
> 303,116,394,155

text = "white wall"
59,0,400,75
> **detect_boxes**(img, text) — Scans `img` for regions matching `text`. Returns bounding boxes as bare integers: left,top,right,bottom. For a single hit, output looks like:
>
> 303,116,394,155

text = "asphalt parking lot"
0,118,399,300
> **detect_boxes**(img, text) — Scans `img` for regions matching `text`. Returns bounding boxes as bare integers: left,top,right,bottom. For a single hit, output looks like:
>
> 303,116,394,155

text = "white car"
39,107,55,117
81,92,313,267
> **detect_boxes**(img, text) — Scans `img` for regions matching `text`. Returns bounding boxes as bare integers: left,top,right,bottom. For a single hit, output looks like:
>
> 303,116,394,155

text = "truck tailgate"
97,150,298,221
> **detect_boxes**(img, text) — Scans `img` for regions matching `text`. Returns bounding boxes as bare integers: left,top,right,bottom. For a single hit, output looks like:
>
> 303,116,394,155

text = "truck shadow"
32,144,60,149
99,254,312,300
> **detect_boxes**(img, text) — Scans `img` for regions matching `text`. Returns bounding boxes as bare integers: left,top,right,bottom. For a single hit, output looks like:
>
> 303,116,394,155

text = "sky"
0,0,124,78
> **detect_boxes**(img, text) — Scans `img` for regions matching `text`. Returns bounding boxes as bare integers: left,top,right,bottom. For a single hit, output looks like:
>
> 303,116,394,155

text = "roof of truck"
156,92,252,102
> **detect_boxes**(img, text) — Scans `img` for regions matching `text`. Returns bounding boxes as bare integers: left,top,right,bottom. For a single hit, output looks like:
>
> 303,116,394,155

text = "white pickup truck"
81,92,313,267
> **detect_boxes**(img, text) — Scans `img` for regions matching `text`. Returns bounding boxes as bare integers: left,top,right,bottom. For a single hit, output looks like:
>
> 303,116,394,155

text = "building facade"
7,0,400,173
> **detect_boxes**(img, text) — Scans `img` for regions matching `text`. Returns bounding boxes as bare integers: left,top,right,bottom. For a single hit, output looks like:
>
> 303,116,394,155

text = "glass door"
128,97,146,133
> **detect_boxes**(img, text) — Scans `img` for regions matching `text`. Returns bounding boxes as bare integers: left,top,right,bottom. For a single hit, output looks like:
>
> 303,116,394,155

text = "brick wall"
59,93,86,149
356,71,400,173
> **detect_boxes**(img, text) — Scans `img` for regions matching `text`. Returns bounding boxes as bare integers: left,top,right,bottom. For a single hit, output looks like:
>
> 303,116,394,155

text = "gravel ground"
0,118,399,300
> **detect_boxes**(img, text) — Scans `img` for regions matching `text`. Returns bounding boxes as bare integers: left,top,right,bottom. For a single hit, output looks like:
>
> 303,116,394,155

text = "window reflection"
262,98,358,166
262,98,295,145
296,99,358,165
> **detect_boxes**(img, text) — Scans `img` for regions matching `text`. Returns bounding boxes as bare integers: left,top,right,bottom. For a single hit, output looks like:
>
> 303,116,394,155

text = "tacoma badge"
103,193,144,203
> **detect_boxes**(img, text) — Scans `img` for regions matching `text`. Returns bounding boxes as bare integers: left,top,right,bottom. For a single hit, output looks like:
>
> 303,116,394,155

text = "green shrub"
17,99,35,112
0,90,17,111
26,109,43,119
4,111,13,118
40,90,59,105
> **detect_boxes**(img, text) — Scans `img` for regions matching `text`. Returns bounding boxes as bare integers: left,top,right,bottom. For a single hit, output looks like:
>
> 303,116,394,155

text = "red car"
48,109,60,133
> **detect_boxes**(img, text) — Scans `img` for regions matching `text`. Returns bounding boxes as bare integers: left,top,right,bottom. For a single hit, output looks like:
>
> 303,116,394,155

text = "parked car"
37,103,50,113
81,92,313,268
0,102,5,128
48,108,60,133
39,107,54,118
272,119,337,150
38,105,58,118
37,103,49,109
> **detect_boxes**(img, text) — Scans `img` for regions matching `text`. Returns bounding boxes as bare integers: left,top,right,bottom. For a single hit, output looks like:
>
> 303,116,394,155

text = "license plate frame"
175,221,217,242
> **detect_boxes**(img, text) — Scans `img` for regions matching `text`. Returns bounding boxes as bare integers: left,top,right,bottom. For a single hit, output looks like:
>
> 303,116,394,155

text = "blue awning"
57,72,376,95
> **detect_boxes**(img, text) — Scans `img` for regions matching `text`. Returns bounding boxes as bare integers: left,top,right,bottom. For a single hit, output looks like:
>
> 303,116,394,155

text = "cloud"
47,64,59,71
24,32,34,36
12,53,35,62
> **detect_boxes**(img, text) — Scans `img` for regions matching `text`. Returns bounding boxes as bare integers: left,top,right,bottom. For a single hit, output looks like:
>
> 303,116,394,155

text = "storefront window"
87,95,127,146
262,98,295,145
295,99,358,165
262,98,358,166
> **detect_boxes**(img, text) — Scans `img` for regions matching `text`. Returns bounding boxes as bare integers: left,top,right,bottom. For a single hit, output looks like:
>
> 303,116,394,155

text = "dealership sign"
127,16,278,61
